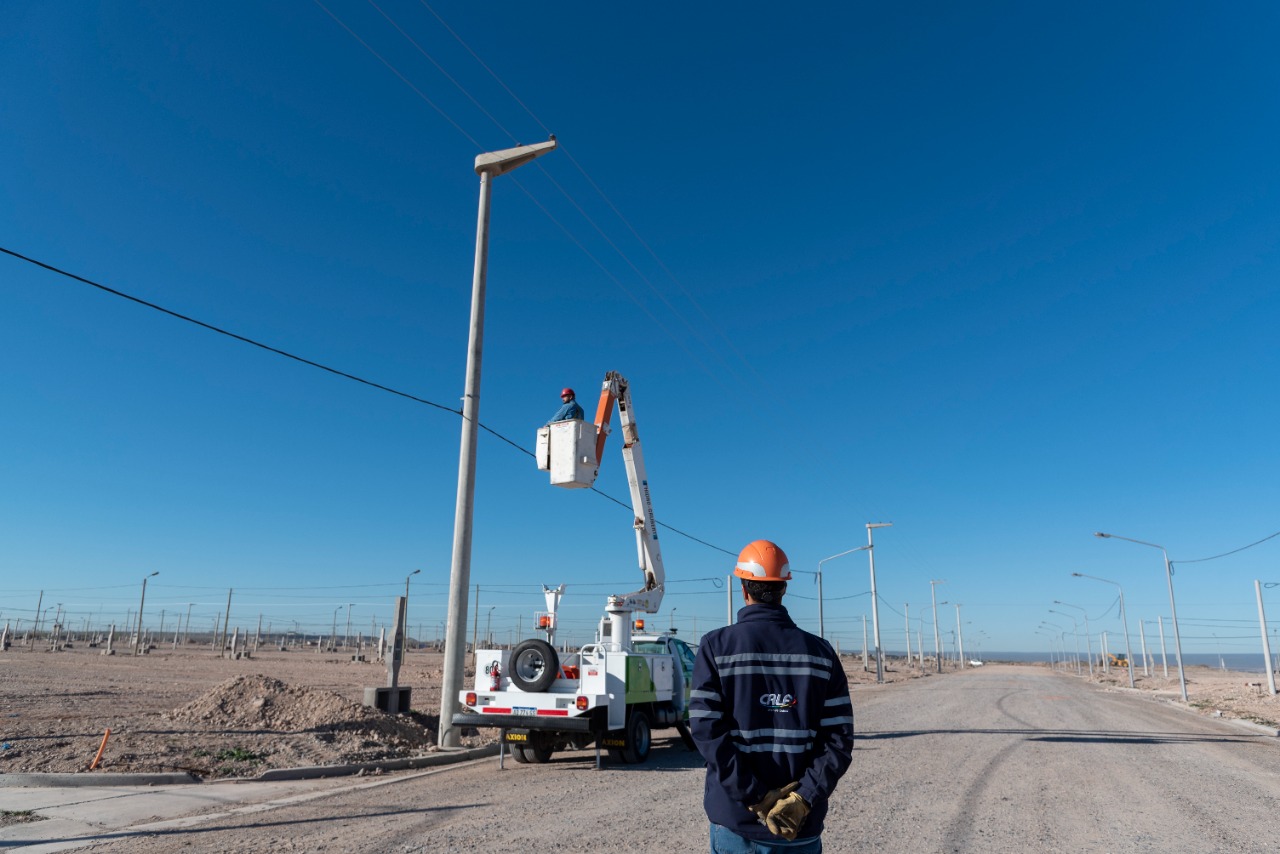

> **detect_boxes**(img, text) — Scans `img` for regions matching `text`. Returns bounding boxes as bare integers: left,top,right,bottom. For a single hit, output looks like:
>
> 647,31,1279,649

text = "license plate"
512,706,536,716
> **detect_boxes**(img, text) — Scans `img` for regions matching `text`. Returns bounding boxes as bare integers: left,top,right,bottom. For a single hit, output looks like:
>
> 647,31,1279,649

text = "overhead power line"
1176,530,1280,564
1,245,732,556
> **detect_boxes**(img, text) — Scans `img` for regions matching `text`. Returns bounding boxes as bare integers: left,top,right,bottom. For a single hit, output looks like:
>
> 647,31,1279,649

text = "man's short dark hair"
742,579,786,605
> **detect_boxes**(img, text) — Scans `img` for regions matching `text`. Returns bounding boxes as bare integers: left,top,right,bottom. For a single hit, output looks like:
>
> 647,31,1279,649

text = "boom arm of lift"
590,371,665,615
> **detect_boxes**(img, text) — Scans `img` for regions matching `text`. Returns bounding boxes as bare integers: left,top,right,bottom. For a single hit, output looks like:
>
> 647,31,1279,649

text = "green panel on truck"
625,656,656,703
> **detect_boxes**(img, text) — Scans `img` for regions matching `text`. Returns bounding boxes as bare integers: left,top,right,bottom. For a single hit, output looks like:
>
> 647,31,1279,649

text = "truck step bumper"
452,712,595,733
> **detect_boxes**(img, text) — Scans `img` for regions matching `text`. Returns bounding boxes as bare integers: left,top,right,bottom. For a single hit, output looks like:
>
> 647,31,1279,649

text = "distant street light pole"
1094,532,1187,702
1054,600,1094,676
816,546,872,640
485,606,496,648
954,603,965,667
332,606,343,652
440,137,559,750
866,523,893,683
670,607,677,632
1255,581,1277,696
404,569,421,655
345,604,354,650
134,572,159,656
1048,609,1083,675
929,580,946,673
1073,572,1135,688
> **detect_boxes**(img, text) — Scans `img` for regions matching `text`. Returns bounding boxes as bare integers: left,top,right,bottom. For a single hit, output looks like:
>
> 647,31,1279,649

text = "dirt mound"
170,674,387,732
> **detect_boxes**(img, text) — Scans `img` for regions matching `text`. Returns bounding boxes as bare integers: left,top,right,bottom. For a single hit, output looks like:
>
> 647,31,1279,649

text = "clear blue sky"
3,2,1278,658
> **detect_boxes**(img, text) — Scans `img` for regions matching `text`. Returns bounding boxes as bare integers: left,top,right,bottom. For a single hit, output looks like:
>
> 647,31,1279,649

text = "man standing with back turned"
689,539,855,853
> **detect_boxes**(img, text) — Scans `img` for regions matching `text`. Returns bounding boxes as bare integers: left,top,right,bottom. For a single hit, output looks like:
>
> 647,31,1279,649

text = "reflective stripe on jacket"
689,603,854,841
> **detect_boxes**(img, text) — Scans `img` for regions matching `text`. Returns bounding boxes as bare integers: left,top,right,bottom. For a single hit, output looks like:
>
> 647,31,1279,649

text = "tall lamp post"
331,605,344,652
954,603,965,667
404,569,421,655
1094,532,1187,702
134,572,159,656
1054,600,1094,676
440,137,559,749
817,546,872,640
1073,572,1135,688
929,580,946,673
1048,609,1082,674
866,523,893,683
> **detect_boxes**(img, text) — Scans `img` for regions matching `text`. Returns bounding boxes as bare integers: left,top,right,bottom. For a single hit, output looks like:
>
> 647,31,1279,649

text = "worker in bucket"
689,540,854,853
546,386,584,424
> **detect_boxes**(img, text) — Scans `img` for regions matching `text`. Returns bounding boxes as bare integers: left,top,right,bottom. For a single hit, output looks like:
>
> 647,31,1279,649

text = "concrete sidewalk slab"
0,746,498,853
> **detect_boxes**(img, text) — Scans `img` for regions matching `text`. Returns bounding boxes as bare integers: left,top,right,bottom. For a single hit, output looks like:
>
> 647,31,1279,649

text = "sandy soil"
0,644,483,778
2,645,1275,780
1071,659,1280,728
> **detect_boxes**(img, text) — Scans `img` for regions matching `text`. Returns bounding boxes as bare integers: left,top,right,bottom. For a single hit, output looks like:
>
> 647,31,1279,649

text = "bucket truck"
451,372,695,766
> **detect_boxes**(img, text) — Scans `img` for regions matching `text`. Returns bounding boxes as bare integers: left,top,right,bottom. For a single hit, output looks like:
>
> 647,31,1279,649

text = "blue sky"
3,2,1278,658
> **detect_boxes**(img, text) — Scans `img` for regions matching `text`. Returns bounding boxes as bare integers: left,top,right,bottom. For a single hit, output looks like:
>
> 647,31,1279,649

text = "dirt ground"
1,645,1276,781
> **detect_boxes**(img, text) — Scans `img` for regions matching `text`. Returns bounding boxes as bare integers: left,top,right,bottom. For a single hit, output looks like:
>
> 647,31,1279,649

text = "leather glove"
748,781,800,823
765,790,811,841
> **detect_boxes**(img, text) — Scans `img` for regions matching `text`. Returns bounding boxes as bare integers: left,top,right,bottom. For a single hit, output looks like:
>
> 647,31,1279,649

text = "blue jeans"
709,824,821,854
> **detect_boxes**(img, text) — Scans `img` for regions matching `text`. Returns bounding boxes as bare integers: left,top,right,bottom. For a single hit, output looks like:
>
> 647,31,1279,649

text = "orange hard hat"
734,539,791,582
561,388,575,397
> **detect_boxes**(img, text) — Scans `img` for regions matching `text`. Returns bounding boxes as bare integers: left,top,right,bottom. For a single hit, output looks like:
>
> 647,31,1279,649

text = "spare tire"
508,638,559,692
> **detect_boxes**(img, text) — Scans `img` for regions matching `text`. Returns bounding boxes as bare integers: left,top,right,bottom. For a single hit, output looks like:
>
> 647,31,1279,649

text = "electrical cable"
1,245,735,558
1175,530,1280,564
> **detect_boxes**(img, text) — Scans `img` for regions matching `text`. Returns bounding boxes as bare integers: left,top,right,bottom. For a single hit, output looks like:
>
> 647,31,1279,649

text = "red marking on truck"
483,707,512,714
537,709,569,716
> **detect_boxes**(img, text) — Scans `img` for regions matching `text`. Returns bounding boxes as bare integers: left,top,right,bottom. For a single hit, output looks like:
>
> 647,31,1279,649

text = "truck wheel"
508,639,559,693
621,709,652,764
509,745,532,763
525,732,555,763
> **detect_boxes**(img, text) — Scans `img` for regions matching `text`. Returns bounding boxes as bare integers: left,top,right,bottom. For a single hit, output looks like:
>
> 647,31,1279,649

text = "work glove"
748,781,800,823
765,789,811,841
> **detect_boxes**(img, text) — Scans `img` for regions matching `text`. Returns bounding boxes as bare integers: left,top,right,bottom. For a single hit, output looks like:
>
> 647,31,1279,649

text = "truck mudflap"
452,712,596,733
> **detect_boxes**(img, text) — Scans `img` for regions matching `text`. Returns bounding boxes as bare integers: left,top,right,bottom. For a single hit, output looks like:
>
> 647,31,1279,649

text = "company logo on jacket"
760,692,798,712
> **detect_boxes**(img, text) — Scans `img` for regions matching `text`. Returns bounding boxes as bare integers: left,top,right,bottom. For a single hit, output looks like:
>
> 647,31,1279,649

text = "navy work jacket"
689,603,855,841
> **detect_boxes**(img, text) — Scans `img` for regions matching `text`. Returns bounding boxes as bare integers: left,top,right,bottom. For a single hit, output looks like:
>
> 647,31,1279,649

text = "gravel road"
69,665,1280,853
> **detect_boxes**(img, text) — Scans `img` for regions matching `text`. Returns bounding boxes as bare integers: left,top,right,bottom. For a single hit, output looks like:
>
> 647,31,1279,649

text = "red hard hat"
561,388,575,397
734,540,791,582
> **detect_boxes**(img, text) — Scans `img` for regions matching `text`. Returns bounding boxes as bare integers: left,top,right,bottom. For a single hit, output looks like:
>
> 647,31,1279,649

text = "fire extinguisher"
489,662,502,691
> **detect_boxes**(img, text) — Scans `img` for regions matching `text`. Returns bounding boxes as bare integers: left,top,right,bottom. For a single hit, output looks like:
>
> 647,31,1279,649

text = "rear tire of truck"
610,709,651,765
524,732,555,763
508,639,559,693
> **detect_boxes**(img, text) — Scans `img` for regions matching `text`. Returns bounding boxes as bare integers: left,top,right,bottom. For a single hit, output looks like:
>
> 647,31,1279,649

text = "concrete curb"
253,744,499,780
0,744,499,788
0,772,201,788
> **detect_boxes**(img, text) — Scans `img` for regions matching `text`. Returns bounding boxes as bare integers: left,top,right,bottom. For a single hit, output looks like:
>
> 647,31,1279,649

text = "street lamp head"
474,136,558,176
147,571,159,578
867,522,894,530
410,569,421,577
1094,532,1110,538
1070,572,1082,577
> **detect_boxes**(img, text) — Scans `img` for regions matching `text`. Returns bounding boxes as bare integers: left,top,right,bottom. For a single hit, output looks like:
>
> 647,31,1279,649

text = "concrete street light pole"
1073,572,1135,688
439,137,558,749
404,569,421,656
1048,609,1083,674
955,603,965,667
866,523,892,683
1094,532,1188,702
929,580,945,673
1054,600,1094,676
134,572,159,656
